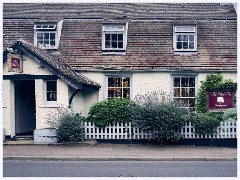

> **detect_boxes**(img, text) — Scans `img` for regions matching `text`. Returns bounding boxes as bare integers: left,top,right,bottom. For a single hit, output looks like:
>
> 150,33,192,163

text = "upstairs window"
34,23,57,49
173,26,197,52
102,25,126,51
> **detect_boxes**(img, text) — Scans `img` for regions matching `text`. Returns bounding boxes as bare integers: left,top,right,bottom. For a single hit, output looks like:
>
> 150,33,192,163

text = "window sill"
40,102,60,108
174,51,197,55
102,51,126,55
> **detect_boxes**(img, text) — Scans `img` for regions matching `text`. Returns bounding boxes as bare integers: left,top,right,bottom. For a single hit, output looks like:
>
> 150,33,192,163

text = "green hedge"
86,98,132,128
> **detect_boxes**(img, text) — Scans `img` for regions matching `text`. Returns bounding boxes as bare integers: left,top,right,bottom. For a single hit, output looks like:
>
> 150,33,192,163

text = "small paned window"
37,32,56,48
34,23,57,49
46,81,57,101
107,77,130,99
173,76,196,112
102,25,126,51
174,26,197,52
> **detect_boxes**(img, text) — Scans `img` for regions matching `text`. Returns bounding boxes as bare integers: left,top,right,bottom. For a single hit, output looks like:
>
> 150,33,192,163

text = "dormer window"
102,24,127,52
173,25,197,52
34,23,57,49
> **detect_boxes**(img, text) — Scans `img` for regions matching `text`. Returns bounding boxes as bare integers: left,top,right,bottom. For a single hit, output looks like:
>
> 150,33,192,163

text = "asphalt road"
3,160,237,177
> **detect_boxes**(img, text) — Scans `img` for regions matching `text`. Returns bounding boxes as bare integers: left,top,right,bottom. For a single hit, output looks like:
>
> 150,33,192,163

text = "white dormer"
34,19,63,49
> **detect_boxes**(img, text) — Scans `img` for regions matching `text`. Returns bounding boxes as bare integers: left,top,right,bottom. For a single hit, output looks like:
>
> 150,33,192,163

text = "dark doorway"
15,80,36,135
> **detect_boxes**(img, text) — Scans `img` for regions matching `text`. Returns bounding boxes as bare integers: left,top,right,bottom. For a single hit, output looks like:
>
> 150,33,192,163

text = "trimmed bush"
129,91,188,144
222,108,237,122
46,106,85,143
191,112,222,135
87,98,132,128
57,113,85,142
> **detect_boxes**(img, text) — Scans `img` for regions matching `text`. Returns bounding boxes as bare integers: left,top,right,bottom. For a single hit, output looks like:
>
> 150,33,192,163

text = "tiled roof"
3,3,236,20
3,3,237,71
3,40,101,89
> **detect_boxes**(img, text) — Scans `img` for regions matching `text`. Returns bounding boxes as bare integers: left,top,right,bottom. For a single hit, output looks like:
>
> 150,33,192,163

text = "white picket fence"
84,120,237,140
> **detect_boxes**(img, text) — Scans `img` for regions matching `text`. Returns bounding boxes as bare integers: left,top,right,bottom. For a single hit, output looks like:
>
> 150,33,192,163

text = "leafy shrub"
46,106,85,142
222,108,237,121
87,98,132,128
191,112,222,135
129,91,188,144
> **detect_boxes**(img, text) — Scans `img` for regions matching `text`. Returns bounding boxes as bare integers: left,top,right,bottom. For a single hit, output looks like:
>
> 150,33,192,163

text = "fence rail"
84,120,237,140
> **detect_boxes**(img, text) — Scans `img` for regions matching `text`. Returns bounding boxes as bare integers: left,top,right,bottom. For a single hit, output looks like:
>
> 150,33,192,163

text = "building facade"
2,3,237,137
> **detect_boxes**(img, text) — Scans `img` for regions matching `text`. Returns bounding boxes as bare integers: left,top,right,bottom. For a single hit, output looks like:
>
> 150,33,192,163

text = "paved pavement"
3,140,237,161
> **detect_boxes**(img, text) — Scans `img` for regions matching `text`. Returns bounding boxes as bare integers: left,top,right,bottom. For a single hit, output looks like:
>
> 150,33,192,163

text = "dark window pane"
122,77,130,87
112,34,117,41
47,92,57,101
118,34,123,41
105,34,110,41
37,33,43,40
189,98,195,107
50,40,55,46
123,88,130,99
115,78,121,87
118,42,123,48
189,42,194,49
108,89,115,98
189,35,194,41
181,88,189,97
183,35,188,41
108,78,115,87
44,33,49,40
189,88,195,97
112,42,117,48
50,33,55,40
183,42,188,49
177,35,182,41
177,42,182,49
189,78,195,87
105,41,110,48
174,88,180,97
47,81,56,91
181,77,188,87
174,77,180,87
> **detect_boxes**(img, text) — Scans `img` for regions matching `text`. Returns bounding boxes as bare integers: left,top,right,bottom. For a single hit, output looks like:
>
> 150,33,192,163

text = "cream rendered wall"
3,55,52,75
70,88,99,117
35,79,69,129
81,72,105,101
3,54,70,136
132,72,171,98
2,80,15,136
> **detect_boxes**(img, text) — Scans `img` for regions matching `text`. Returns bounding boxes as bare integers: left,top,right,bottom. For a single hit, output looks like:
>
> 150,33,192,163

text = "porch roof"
3,40,101,90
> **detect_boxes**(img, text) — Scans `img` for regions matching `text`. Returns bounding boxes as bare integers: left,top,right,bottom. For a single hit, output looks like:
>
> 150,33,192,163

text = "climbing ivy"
196,74,236,113
193,74,237,135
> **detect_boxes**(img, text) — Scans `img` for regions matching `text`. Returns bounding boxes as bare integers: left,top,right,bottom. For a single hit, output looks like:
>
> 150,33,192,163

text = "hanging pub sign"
208,90,234,111
8,52,23,73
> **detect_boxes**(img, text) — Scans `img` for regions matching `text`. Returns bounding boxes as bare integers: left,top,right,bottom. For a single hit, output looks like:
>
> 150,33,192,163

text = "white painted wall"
2,80,15,136
132,72,171,98
3,52,237,137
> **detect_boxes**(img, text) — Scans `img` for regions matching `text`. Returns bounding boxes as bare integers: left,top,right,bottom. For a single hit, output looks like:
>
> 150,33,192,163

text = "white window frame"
45,80,57,103
34,24,56,30
173,25,197,52
35,31,57,49
171,75,196,113
102,24,127,51
105,75,131,99
34,23,57,49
